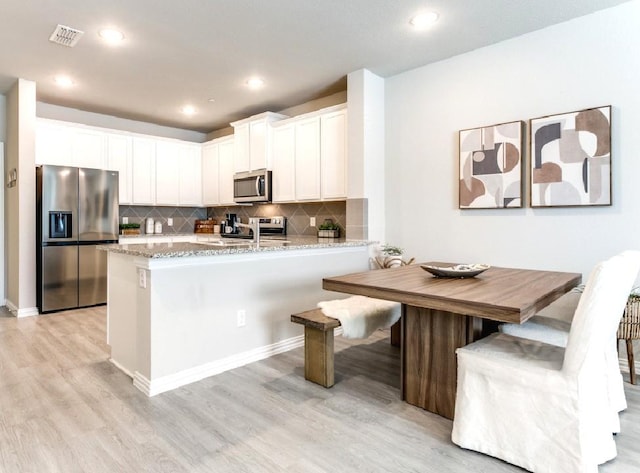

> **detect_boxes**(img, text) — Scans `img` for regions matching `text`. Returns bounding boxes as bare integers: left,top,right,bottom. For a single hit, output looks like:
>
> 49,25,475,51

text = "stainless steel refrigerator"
36,165,119,313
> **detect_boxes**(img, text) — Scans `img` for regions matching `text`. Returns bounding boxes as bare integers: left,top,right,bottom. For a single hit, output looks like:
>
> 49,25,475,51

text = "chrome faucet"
234,220,260,245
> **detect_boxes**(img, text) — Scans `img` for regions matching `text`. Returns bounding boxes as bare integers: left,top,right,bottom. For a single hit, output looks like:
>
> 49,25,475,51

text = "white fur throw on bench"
317,295,401,339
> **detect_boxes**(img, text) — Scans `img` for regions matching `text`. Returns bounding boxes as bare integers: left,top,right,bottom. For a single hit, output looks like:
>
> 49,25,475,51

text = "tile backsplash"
207,201,346,236
120,201,346,236
119,206,207,234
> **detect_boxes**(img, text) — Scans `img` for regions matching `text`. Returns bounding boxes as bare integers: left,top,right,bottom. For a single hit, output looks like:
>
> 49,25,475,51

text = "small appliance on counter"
146,217,155,234
223,213,238,234
154,221,163,234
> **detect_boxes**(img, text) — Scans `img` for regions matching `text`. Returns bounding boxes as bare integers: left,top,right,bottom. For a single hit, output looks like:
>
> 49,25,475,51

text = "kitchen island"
100,237,373,396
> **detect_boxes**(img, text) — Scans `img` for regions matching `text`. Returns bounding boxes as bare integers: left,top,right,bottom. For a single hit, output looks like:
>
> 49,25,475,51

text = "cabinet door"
36,121,73,166
249,120,267,170
106,134,133,204
155,141,180,205
233,123,250,173
321,110,347,200
218,139,235,204
201,143,220,206
72,129,106,169
294,116,321,201
272,124,296,202
179,144,202,206
131,138,156,205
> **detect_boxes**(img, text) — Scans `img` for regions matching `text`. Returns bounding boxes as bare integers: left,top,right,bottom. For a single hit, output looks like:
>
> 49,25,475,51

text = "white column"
346,69,385,242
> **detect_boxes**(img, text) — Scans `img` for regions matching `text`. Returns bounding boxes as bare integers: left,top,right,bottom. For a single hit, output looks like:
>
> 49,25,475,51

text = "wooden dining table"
322,262,582,419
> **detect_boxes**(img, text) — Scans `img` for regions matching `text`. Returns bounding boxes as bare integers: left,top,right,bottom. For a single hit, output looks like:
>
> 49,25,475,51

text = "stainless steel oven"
233,169,272,203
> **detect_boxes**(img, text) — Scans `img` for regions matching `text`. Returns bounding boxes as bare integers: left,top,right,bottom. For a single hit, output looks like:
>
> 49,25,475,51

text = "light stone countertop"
99,236,373,259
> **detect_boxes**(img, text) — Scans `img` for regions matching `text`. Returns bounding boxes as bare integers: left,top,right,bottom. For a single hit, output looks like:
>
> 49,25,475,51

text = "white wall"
1,94,6,305
385,1,640,279
6,79,38,315
0,94,6,143
0,143,4,306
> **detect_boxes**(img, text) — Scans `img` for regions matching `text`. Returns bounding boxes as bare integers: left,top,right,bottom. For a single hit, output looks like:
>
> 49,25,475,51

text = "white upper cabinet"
294,116,321,201
71,129,106,169
218,138,236,205
232,122,250,173
202,136,234,207
155,141,181,205
106,134,133,205
271,123,296,202
131,137,156,205
179,143,202,206
320,108,347,200
35,103,347,208
36,120,73,166
201,142,220,206
231,112,288,172
155,141,202,206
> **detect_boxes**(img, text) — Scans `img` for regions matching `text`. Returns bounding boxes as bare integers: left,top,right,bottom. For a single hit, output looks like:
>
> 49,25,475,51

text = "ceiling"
0,0,630,133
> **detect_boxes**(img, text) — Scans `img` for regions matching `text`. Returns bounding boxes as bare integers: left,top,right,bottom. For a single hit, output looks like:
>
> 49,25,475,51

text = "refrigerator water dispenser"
49,211,72,238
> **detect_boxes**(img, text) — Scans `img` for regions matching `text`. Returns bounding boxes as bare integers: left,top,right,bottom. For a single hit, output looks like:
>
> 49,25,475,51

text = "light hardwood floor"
1,306,639,472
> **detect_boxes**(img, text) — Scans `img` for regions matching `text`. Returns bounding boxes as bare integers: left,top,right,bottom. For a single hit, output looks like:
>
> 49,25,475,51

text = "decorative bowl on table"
420,263,490,278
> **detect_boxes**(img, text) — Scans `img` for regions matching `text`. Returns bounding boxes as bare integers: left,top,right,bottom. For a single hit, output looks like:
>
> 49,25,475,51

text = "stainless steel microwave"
233,169,272,203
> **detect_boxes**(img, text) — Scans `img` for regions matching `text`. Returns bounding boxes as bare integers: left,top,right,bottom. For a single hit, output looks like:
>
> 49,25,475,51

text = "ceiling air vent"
49,24,84,47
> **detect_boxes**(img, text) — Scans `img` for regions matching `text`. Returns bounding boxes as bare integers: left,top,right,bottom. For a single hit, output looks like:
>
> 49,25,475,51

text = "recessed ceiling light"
98,28,125,45
207,98,216,103
181,105,196,116
410,11,439,30
54,75,75,88
246,77,265,90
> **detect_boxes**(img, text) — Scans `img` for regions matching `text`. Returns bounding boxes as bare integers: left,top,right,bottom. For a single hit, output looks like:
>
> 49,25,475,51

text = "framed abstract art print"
459,120,524,209
530,106,611,207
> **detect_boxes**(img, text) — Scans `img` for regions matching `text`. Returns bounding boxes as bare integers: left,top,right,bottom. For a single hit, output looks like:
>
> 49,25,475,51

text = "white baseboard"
109,358,134,378
133,334,305,397
5,300,39,318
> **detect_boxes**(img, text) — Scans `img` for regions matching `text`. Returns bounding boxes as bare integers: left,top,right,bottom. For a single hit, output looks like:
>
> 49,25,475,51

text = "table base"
401,305,487,420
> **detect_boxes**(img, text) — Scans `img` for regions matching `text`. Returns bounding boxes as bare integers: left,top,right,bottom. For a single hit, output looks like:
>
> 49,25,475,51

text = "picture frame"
530,105,611,207
459,120,524,209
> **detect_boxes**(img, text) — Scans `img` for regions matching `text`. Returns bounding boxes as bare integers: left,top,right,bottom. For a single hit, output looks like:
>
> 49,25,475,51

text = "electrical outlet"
237,309,246,327
122,216,129,224
310,217,316,227
167,218,173,226
138,269,147,288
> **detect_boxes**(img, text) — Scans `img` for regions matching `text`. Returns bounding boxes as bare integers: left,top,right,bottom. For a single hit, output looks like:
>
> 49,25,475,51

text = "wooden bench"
291,308,401,388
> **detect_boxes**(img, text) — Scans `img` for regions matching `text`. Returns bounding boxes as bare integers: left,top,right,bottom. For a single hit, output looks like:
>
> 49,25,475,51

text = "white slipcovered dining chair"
500,253,637,433
452,251,640,473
